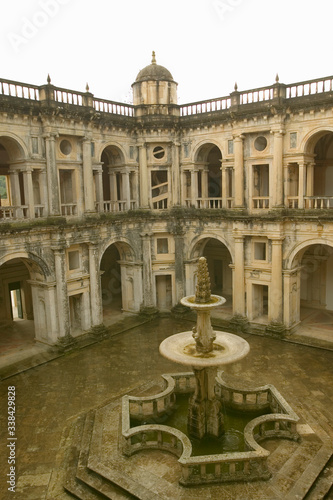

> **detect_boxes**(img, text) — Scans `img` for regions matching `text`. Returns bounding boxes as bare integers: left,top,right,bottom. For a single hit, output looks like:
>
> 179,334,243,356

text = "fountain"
159,257,250,440
121,257,300,486
60,257,302,497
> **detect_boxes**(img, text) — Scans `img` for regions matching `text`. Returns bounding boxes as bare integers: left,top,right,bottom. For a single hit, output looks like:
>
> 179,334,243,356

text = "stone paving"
0,317,333,499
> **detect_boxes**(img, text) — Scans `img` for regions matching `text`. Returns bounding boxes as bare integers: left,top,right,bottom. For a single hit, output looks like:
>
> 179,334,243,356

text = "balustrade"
253,197,269,209
0,78,39,100
304,196,333,209
61,203,77,216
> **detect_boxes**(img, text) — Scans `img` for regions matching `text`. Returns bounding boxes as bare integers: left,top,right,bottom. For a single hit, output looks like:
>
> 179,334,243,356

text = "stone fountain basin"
159,331,250,368
181,295,226,309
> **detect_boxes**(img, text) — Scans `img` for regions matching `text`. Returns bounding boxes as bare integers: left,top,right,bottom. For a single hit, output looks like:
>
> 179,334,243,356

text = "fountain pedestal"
188,367,223,439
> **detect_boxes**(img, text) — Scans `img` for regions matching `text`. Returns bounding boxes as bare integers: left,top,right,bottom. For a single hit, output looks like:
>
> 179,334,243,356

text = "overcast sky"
2,0,333,104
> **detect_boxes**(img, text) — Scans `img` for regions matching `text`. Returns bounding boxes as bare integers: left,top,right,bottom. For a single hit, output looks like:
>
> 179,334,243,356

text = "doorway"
9,282,23,320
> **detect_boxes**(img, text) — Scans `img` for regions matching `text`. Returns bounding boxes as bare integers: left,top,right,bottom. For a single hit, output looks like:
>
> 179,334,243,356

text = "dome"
135,52,175,83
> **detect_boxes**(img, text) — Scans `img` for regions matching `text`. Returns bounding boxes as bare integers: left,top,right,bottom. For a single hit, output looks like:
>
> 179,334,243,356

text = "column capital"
140,231,153,238
270,236,285,244
42,132,58,140
233,232,245,242
270,128,286,136
233,134,245,142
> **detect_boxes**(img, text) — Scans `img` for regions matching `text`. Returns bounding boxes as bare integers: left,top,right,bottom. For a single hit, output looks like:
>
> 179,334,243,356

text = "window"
254,136,267,152
60,139,72,155
68,250,80,270
0,175,8,202
151,170,168,209
157,238,169,254
254,242,267,261
153,146,165,159
290,132,297,149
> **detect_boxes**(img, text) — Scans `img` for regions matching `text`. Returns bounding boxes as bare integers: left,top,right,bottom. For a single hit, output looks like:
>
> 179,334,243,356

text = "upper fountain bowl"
181,294,226,310
159,330,250,368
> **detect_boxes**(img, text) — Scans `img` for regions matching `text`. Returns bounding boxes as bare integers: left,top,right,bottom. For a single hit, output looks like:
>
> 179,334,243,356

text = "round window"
60,139,72,155
153,146,165,159
254,136,267,152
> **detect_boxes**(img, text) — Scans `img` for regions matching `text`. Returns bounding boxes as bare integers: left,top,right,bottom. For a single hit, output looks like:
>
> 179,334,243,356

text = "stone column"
122,168,131,210
139,143,149,208
270,238,284,324
306,162,314,202
40,169,49,216
298,162,306,209
221,163,227,208
89,243,103,326
82,138,95,212
94,166,103,211
202,167,209,204
44,134,60,215
272,130,284,207
9,170,22,217
174,231,185,302
131,169,139,209
191,168,198,207
233,135,245,207
109,170,118,210
23,167,35,218
172,142,181,206
232,234,246,317
53,248,71,339
141,232,154,308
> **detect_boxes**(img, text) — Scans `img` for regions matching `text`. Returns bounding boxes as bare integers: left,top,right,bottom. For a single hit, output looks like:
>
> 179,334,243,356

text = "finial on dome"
152,51,156,64
234,82,238,91
86,82,90,92
47,74,51,84
275,73,279,83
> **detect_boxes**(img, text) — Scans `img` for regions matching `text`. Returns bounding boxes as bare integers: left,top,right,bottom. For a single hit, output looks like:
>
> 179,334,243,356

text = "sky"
2,0,333,105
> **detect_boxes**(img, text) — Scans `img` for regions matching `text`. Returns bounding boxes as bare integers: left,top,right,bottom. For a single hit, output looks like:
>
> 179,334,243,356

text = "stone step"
65,410,137,500
303,453,333,500
285,443,333,500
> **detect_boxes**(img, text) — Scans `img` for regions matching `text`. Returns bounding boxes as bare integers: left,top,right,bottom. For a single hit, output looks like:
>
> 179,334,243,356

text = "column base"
55,334,77,353
265,321,286,337
139,305,159,319
229,314,249,333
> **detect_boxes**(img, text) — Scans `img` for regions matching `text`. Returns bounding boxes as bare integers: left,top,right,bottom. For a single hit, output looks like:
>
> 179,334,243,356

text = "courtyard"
0,316,333,499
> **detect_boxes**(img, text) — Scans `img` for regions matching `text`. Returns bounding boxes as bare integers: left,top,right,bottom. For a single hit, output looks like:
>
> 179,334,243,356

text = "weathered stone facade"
1,54,333,345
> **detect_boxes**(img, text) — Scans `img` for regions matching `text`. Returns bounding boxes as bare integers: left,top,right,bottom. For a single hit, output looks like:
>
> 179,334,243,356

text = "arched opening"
194,144,223,207
189,237,233,317
100,241,138,324
202,239,232,300
0,256,50,352
292,243,333,332
313,133,333,201
0,138,26,218
100,146,133,212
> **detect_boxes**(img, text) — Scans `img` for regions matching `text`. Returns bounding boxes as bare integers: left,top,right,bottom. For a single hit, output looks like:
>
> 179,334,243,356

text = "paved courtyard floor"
0,317,333,499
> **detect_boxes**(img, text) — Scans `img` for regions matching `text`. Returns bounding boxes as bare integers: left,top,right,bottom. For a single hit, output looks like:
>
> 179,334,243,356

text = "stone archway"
286,242,333,332
193,143,223,207
100,241,140,324
0,136,27,217
0,254,57,345
186,236,233,316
